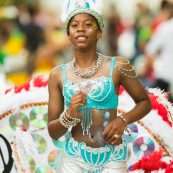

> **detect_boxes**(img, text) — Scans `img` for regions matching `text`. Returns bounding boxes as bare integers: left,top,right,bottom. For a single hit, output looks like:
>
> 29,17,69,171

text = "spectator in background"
133,2,153,59
16,2,44,75
152,0,171,33
106,5,125,56
16,2,67,76
32,12,68,76
132,2,155,88
16,3,43,53
145,1,173,102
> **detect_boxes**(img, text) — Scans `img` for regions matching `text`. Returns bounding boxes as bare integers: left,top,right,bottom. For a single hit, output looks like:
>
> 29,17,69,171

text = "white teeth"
77,37,86,41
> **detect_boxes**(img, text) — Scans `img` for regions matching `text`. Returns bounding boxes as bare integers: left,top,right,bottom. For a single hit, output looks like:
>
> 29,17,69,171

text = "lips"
76,35,88,41
77,36,87,41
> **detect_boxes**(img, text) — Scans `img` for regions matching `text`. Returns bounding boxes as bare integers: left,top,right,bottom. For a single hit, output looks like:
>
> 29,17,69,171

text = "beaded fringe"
81,108,92,137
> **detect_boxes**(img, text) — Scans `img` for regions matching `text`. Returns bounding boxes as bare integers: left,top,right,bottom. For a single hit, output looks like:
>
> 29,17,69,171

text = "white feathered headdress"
60,0,104,34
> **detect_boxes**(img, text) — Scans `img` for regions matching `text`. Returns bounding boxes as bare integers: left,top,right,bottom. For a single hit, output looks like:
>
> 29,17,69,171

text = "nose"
77,24,85,32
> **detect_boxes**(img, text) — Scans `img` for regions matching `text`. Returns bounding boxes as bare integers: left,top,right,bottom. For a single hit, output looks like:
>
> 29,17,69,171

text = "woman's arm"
47,65,86,139
103,57,152,145
118,57,152,124
47,66,68,139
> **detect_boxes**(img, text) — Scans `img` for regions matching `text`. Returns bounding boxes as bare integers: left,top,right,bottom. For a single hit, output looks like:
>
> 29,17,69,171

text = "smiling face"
68,13,101,50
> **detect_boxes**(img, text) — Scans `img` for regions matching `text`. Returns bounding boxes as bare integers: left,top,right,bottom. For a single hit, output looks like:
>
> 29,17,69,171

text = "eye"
85,23,92,27
70,23,78,28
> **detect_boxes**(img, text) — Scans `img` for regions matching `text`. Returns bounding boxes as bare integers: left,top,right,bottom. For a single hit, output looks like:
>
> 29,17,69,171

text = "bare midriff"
71,108,122,148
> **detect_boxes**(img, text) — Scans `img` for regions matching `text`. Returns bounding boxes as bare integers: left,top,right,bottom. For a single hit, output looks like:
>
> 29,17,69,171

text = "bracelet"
65,109,80,122
118,115,128,127
59,109,81,128
117,115,131,136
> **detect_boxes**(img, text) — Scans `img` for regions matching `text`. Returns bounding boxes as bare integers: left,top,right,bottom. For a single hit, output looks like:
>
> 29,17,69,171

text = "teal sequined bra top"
62,58,118,111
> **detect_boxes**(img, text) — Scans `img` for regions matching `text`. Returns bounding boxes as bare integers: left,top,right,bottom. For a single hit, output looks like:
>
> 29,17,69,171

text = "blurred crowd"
0,0,173,102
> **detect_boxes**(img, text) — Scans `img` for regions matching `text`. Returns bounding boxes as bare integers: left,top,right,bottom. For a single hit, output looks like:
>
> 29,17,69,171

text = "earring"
97,37,101,41
64,38,73,49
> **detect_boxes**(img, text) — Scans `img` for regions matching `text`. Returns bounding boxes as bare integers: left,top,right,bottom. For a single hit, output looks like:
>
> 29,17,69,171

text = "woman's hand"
102,117,126,145
68,91,86,117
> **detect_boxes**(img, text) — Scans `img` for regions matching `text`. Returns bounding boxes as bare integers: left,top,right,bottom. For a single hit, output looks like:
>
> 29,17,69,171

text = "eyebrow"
70,19,94,23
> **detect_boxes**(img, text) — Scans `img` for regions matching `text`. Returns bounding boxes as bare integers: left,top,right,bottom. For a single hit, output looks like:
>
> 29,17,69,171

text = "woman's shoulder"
49,65,62,77
101,54,129,64
111,55,138,78
114,56,129,64
50,62,71,76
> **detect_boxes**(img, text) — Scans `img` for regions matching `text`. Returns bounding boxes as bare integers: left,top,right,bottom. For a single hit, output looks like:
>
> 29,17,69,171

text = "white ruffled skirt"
58,152,128,173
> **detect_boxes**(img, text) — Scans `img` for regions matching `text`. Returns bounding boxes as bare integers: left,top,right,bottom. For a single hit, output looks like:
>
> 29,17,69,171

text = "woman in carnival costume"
48,0,152,172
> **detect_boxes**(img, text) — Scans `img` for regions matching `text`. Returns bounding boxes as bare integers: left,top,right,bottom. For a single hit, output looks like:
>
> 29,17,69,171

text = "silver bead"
72,54,102,79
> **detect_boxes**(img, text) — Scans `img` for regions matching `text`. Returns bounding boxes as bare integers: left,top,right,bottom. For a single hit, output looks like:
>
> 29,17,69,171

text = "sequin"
103,121,109,127
62,58,118,111
63,75,118,110
103,111,110,119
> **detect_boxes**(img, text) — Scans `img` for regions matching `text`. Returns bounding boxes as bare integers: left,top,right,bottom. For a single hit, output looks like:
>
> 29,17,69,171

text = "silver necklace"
72,54,102,79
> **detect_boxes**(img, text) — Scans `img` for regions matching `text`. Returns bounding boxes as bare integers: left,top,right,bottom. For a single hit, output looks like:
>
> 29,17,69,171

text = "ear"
97,31,102,41
67,35,73,44
65,36,72,48
68,36,71,42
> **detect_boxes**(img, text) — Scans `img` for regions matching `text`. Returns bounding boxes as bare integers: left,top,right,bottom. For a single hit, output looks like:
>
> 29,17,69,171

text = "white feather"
0,86,48,115
60,0,70,22
141,110,173,155
60,0,103,23
77,0,85,7
93,0,103,14
129,170,145,173
147,87,173,126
